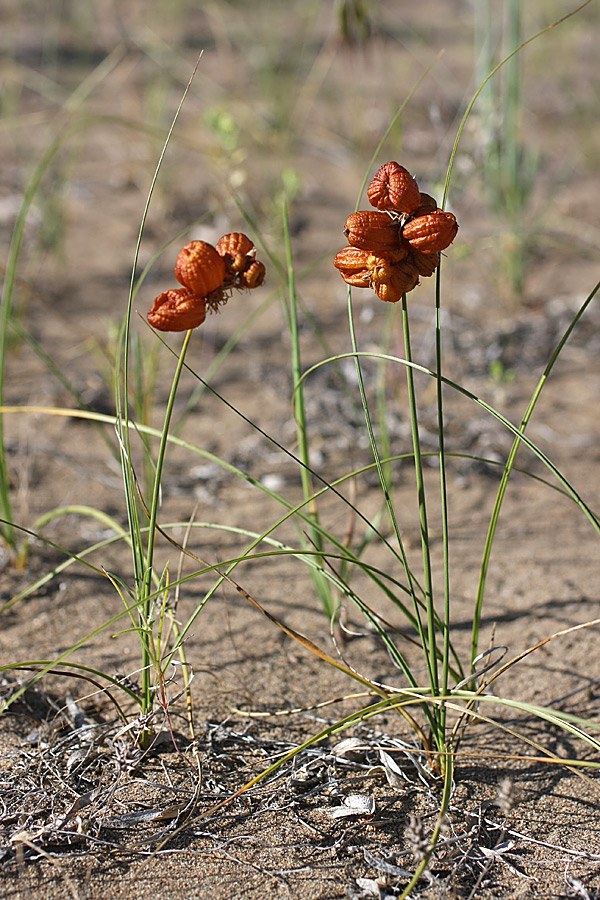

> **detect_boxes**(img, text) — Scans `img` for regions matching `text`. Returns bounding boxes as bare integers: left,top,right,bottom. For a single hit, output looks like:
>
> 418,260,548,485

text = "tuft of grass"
473,0,540,295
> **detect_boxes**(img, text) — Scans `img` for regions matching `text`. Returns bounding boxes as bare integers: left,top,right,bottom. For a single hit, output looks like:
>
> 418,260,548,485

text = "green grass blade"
470,276,600,669
297,351,600,535
401,295,440,710
282,204,333,616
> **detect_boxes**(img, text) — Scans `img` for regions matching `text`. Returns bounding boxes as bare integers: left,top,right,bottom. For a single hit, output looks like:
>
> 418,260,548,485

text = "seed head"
148,232,265,329
174,240,227,296
147,288,206,332
334,162,458,303
495,777,515,817
406,814,429,862
367,161,421,214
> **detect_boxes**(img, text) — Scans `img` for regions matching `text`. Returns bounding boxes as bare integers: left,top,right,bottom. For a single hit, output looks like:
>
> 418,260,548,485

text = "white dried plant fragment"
328,793,375,819
377,749,406,787
331,737,366,760
354,877,381,897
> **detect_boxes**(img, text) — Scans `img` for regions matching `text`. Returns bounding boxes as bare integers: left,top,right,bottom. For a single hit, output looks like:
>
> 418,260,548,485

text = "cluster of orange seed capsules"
147,233,266,332
334,161,458,303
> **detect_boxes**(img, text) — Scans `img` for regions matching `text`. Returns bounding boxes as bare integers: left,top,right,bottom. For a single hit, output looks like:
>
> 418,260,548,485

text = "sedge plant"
0,4,598,890
158,2,599,887
100,0,600,775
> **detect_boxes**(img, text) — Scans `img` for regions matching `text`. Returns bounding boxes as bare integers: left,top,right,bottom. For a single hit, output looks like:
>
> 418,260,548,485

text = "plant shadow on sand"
1,2,600,898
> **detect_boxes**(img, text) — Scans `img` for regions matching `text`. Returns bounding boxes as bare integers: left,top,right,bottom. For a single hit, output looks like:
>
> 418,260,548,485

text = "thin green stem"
470,276,600,670
375,306,396,498
346,291,436,736
140,328,193,714
346,299,423,609
298,350,600,535
398,748,454,898
401,296,440,727
435,272,451,721
116,55,203,606
283,205,332,616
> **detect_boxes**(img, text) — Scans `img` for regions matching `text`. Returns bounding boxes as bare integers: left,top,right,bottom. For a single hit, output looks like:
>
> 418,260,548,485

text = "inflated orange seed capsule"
216,232,256,276
333,246,372,287
174,240,226,296
366,254,397,289
216,232,255,258
373,260,420,302
412,192,438,216
367,162,421,214
147,288,206,332
240,260,266,290
403,210,458,254
409,249,440,278
344,210,402,255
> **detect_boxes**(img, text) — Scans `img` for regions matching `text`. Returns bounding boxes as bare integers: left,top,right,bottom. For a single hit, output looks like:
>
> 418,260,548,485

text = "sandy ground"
1,2,600,897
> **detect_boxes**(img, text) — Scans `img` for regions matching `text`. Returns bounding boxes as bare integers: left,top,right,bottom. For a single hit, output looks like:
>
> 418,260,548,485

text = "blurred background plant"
472,0,539,296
